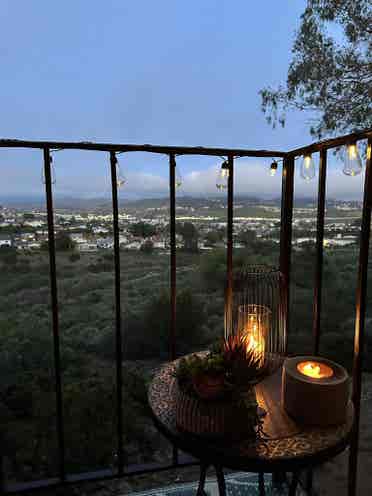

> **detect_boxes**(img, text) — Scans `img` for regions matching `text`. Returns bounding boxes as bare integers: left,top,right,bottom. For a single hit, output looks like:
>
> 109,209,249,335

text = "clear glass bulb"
175,167,182,189
342,143,362,176
116,161,127,188
300,154,316,181
216,161,229,190
270,161,278,176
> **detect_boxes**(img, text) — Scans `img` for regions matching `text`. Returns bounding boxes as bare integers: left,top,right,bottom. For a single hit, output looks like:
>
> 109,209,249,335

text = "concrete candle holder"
282,356,350,426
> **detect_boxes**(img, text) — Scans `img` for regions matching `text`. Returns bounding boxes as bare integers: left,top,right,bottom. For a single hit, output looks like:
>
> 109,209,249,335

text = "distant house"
70,232,86,243
97,237,114,249
28,242,41,250
93,227,109,234
24,220,44,228
152,240,166,249
0,235,12,248
78,243,97,252
124,241,142,250
323,238,356,248
119,235,128,246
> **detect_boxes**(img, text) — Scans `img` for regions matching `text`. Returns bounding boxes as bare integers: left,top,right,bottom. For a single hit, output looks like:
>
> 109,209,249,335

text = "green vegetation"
177,222,199,252
0,240,371,483
128,222,157,238
260,0,371,136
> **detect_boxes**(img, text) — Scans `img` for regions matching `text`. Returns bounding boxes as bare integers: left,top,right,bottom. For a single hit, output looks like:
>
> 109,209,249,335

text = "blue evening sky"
0,1,365,199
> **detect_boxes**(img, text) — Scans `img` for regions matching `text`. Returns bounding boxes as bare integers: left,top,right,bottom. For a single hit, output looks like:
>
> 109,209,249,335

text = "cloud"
0,159,366,200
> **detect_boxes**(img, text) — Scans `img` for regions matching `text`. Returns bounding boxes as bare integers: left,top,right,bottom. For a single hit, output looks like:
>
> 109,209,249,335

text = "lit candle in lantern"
297,360,334,379
238,305,271,368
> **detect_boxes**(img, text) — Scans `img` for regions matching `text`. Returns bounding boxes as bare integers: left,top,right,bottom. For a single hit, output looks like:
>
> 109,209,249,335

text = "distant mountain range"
0,194,355,211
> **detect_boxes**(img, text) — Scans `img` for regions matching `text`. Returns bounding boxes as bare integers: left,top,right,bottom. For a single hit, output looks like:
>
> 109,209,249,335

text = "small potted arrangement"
174,335,262,439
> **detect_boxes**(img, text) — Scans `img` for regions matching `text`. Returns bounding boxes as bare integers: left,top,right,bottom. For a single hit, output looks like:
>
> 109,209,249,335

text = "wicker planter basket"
175,383,258,440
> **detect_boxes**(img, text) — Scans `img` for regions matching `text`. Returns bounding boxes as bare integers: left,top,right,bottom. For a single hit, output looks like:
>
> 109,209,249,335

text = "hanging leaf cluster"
260,0,372,138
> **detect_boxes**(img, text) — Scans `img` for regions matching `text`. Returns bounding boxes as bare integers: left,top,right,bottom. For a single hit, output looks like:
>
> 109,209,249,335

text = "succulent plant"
222,334,262,387
175,335,263,401
175,353,225,399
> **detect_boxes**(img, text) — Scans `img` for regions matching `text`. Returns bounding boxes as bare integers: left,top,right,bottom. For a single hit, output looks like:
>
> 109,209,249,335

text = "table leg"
288,472,299,496
272,471,286,489
215,465,226,496
258,472,266,495
196,463,208,496
306,468,313,493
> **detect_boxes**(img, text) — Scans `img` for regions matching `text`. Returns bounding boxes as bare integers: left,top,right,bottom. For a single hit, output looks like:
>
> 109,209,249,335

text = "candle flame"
297,361,334,379
238,304,271,369
246,334,264,353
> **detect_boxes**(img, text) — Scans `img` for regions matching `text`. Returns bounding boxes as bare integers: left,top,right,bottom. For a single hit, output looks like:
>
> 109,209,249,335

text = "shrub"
69,253,80,262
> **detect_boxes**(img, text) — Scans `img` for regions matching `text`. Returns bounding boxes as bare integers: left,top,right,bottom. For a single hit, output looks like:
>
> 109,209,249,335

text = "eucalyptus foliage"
260,0,372,137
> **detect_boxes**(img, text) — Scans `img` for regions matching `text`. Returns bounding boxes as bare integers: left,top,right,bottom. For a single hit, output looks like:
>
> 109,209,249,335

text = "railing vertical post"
0,449,5,493
279,155,295,352
109,152,124,477
169,153,178,466
169,153,177,361
313,149,327,355
43,147,65,482
225,154,234,338
348,139,372,496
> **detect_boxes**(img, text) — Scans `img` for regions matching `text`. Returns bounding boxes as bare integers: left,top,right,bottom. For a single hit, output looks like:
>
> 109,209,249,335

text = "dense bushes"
1,246,372,482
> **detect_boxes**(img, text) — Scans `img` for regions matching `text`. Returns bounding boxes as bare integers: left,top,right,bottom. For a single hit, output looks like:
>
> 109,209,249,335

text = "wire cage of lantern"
229,264,286,381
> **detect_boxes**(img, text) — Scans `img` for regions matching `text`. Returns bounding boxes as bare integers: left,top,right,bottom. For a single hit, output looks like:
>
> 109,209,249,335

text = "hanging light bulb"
175,166,182,189
41,155,56,185
216,160,229,190
115,156,127,188
270,160,278,176
300,153,316,181
342,142,362,176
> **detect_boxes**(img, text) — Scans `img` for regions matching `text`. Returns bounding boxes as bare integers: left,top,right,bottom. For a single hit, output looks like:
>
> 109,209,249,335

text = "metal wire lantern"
229,265,286,381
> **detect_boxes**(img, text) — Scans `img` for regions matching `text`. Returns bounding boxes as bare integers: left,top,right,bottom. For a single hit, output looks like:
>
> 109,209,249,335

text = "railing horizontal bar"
1,129,371,158
288,128,372,157
5,477,61,493
4,459,198,494
0,138,287,157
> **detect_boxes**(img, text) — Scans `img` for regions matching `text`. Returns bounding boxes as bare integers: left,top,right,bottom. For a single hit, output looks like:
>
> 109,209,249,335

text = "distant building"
119,235,128,246
78,243,97,252
70,233,86,243
97,237,114,249
93,227,109,234
124,241,142,250
0,235,12,247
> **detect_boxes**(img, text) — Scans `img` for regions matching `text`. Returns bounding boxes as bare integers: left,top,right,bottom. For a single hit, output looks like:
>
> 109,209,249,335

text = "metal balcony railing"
0,128,371,495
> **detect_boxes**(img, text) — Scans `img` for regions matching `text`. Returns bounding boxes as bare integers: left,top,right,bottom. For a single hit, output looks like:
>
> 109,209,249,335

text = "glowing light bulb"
342,142,362,176
216,161,229,190
270,161,278,176
300,154,316,181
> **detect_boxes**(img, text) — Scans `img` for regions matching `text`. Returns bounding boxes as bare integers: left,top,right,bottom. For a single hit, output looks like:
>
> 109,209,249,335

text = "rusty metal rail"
0,128,371,495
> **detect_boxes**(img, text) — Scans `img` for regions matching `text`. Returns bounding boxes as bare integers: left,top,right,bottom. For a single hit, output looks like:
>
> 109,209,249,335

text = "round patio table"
148,357,354,496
